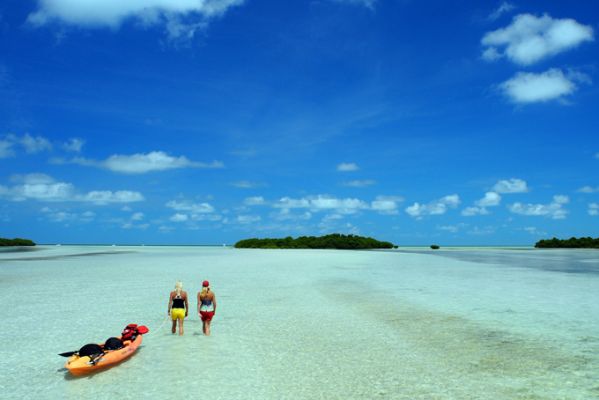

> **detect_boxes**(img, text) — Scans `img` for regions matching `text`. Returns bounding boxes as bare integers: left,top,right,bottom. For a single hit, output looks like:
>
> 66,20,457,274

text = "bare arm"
184,292,189,316
167,291,173,315
212,293,217,314
197,292,201,314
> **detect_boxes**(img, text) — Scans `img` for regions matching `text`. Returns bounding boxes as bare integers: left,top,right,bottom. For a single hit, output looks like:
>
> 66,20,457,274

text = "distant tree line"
535,237,599,249
0,237,36,246
234,234,394,249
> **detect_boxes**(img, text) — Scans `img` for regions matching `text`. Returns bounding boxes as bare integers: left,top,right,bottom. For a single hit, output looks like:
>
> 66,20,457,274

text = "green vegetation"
0,237,36,246
430,244,440,250
535,237,599,249
234,234,394,249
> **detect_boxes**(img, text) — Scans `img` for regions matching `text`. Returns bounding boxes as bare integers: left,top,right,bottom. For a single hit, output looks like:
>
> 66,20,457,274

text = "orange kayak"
65,334,143,376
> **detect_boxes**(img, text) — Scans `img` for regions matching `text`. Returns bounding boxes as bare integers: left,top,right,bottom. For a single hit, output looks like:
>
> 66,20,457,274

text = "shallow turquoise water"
0,246,598,399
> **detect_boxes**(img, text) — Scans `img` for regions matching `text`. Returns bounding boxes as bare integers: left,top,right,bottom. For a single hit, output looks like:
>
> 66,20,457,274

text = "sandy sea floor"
1,245,598,399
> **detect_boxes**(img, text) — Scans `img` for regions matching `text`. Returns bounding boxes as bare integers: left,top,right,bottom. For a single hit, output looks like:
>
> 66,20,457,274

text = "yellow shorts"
171,308,185,320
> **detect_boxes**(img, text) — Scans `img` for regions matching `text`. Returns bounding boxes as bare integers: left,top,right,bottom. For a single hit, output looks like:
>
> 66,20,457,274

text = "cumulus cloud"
331,0,376,9
131,212,144,221
493,178,529,193
482,13,594,65
274,195,368,215
80,190,144,205
170,213,189,222
578,186,599,193
508,195,569,219
28,0,244,40
489,2,515,21
405,194,460,218
461,206,489,217
71,151,223,174
463,191,501,216
237,215,261,224
342,180,376,188
476,191,501,207
500,69,588,104
63,138,84,153
244,196,265,206
0,173,143,204
231,181,263,189
166,200,215,214
337,162,359,172
371,196,402,215
41,207,96,223
0,133,52,156
524,226,547,236
0,139,15,158
589,203,599,216
20,133,52,153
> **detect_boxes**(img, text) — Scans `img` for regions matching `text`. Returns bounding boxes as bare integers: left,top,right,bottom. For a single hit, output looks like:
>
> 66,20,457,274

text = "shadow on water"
321,278,599,398
396,249,599,275
0,251,137,262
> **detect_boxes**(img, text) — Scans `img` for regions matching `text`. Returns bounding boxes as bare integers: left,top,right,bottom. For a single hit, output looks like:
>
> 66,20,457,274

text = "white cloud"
337,162,359,172
405,194,460,218
523,226,546,236
1,133,52,156
0,139,14,158
371,196,402,215
237,215,261,224
476,191,501,207
438,223,467,233
0,173,143,204
41,207,96,223
463,191,501,216
482,13,594,65
275,195,368,215
588,203,599,216
342,179,376,187
170,213,189,222
461,206,489,217
166,200,215,214
131,212,144,221
72,151,224,174
500,69,589,104
63,138,84,153
493,178,529,193
331,0,376,9
28,0,244,41
231,181,263,189
20,133,52,153
578,186,599,193
80,190,145,205
508,195,569,219
244,196,265,206
489,2,515,21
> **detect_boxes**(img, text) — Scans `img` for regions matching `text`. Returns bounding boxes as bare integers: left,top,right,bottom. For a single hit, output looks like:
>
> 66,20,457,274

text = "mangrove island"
234,234,394,249
0,237,36,246
535,237,599,249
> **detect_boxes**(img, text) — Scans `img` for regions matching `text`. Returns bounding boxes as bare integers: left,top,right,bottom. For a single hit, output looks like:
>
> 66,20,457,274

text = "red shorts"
200,311,214,321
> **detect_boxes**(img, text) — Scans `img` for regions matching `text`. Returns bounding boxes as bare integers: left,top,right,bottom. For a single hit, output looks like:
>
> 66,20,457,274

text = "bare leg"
171,319,176,334
179,318,184,336
205,320,211,336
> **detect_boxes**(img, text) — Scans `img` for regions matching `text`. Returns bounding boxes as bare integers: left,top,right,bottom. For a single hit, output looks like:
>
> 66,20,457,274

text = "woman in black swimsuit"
168,281,188,335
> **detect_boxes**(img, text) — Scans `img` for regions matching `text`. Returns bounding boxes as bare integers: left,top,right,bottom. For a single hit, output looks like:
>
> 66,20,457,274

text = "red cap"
202,280,209,287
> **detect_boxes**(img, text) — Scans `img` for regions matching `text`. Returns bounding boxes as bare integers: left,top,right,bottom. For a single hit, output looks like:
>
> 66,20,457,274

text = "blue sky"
0,0,598,245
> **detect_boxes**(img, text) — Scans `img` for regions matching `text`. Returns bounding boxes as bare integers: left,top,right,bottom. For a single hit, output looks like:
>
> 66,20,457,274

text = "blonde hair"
200,286,210,298
175,281,183,296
